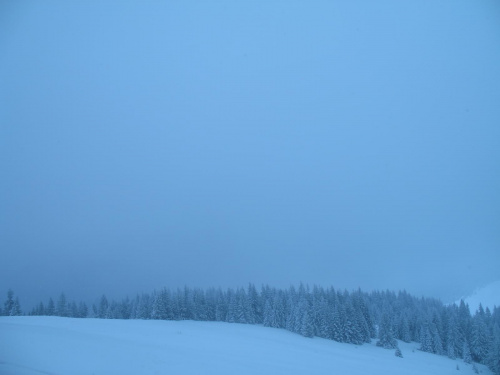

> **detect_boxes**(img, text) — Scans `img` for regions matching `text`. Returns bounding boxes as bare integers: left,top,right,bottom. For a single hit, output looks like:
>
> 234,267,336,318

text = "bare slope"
458,280,500,313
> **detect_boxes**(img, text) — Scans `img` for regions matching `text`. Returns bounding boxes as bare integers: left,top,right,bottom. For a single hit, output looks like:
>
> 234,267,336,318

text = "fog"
1,1,499,309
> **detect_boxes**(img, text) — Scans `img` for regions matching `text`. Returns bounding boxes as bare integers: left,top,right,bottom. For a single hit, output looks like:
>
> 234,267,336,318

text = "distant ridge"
457,280,500,313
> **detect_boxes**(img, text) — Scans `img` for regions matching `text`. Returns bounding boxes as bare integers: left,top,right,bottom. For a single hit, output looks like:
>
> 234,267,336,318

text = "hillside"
457,280,500,313
0,316,491,375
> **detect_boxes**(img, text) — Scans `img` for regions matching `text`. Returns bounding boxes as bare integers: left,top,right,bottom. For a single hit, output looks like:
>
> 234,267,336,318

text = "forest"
3,285,500,375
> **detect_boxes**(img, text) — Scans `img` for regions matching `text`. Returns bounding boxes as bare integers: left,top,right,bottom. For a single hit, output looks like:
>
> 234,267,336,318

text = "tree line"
3,285,500,375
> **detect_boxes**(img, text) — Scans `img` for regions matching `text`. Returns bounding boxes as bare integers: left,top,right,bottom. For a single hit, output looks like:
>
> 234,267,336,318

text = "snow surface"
0,316,492,375
457,280,500,313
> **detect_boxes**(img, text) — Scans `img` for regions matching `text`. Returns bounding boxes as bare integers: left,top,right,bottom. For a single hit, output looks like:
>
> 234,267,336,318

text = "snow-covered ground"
0,316,491,375
457,279,500,313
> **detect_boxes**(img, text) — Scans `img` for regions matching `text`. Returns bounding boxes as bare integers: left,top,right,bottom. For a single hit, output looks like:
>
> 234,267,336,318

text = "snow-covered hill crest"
0,316,492,375
457,280,500,313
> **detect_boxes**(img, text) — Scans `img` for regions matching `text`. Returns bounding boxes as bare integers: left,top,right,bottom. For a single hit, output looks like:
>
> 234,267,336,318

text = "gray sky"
1,1,499,309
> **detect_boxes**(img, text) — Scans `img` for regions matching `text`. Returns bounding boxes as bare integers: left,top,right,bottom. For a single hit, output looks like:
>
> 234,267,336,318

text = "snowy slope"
457,280,500,313
0,317,491,375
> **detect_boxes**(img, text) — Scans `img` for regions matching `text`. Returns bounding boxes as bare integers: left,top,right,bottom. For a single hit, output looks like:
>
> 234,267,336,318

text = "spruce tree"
458,300,472,355
99,295,109,319
11,297,22,316
470,309,490,363
377,313,398,349
78,302,88,318
487,324,500,375
38,302,45,316
56,293,68,317
3,289,14,316
331,305,343,343
215,290,227,322
46,298,55,316
263,299,273,327
447,311,460,359
432,323,444,355
463,340,472,364
247,283,261,324
419,323,433,353
399,316,411,343
300,309,314,338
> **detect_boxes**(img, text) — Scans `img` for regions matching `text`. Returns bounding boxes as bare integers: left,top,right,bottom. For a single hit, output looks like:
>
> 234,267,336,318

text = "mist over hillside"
458,280,500,313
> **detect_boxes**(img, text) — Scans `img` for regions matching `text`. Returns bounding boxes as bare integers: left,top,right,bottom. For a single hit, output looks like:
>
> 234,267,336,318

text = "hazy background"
1,1,499,309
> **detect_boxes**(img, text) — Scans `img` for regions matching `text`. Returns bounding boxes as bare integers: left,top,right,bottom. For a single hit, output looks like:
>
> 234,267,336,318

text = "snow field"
0,316,492,375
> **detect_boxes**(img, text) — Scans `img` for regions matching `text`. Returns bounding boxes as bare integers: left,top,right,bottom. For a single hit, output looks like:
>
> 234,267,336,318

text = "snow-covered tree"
398,314,411,343
263,299,274,327
446,310,460,359
300,308,314,338
431,323,444,355
3,289,15,316
331,305,344,343
377,313,398,349
463,340,472,364
470,305,490,363
46,298,55,316
487,324,500,375
11,297,22,316
78,302,88,318
98,295,109,319
56,293,68,317
419,323,433,353
247,283,261,324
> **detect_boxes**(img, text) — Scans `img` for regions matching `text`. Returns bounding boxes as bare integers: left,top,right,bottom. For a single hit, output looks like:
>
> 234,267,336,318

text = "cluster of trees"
29,292,89,318
6,285,500,375
1,289,22,316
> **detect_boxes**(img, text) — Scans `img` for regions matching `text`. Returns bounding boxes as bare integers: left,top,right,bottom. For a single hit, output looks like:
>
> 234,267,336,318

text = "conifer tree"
215,289,227,322
69,301,78,318
315,297,331,339
247,283,261,324
331,305,344,343
458,300,472,355
377,313,398,349
3,289,14,316
447,311,460,359
419,323,433,353
136,293,152,319
78,302,88,318
300,308,314,338
46,298,55,316
151,290,170,320
487,324,500,375
226,290,237,323
263,299,274,327
463,340,472,364
37,302,45,316
98,295,109,319
399,315,411,343
272,292,286,329
11,297,22,316
56,293,68,317
431,323,444,355
285,303,298,333
470,307,490,363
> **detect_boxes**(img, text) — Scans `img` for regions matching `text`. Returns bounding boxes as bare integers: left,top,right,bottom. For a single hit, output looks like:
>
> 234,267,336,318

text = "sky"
1,1,500,309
